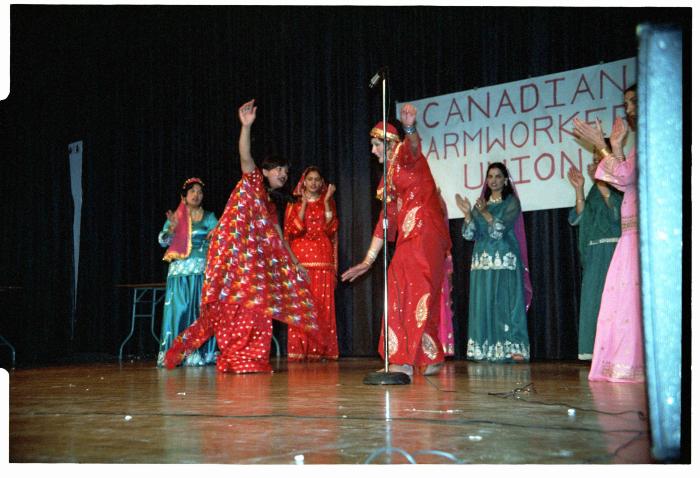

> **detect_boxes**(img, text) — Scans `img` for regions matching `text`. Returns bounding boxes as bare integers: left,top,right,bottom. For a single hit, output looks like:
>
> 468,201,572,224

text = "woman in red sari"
164,99,318,373
284,167,339,360
341,103,451,378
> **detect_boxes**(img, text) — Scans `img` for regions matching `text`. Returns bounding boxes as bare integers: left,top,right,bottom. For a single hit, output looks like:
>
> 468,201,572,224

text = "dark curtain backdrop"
0,5,690,364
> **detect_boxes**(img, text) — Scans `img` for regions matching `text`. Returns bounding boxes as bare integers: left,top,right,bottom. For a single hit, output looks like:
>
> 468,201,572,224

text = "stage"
8,358,651,464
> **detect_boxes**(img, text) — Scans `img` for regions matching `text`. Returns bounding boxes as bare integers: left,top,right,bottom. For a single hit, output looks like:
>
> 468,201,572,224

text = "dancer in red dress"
284,167,339,360
341,103,452,378
164,99,318,373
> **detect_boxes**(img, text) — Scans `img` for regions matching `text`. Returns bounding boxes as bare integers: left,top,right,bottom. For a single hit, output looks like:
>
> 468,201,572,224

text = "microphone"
369,67,387,88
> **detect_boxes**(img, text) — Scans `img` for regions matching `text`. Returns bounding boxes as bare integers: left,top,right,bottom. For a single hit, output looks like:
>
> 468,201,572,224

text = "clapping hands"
454,194,472,220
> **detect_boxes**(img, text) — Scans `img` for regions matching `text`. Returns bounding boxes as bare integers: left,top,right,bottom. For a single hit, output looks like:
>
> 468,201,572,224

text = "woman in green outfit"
455,162,532,362
156,178,218,367
567,142,622,360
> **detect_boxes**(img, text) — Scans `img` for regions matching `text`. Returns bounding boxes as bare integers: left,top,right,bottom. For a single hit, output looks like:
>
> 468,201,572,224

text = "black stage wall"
0,6,690,364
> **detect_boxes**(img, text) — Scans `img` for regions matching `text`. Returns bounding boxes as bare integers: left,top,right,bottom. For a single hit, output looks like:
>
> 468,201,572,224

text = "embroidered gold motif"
300,262,335,268
415,293,429,328
600,360,645,381
471,251,518,270
388,327,398,357
421,333,438,360
402,206,421,238
621,216,638,232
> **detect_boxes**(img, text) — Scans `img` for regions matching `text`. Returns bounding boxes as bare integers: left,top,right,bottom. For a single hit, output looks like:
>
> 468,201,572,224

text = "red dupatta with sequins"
201,168,318,333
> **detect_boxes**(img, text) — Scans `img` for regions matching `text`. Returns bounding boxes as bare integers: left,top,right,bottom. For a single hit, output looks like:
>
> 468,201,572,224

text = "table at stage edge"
0,285,21,368
116,283,166,362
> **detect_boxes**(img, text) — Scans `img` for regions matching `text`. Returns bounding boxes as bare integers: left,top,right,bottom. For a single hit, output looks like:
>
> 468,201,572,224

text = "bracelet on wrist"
363,249,379,266
598,147,612,158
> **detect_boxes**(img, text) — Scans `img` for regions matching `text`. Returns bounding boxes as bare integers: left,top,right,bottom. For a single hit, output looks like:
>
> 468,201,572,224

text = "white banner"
398,57,636,218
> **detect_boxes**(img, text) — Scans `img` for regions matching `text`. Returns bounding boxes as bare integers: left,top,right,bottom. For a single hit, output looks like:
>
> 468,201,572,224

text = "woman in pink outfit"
573,85,645,383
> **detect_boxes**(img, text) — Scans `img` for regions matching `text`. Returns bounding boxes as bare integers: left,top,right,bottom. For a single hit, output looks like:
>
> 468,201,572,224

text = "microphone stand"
364,69,410,386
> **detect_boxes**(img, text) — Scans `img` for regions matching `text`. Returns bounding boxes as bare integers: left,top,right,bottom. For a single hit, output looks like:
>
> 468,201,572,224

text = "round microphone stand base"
363,370,411,385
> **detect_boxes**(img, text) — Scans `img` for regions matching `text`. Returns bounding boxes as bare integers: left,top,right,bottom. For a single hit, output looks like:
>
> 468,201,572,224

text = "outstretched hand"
341,262,370,283
238,99,257,126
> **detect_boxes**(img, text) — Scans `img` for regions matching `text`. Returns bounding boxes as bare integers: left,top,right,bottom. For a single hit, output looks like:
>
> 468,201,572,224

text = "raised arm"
400,103,419,157
238,99,257,174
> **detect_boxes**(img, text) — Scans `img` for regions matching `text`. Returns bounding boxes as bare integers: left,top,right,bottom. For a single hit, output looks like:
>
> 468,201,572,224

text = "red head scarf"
291,167,338,272
370,122,402,202
293,166,326,198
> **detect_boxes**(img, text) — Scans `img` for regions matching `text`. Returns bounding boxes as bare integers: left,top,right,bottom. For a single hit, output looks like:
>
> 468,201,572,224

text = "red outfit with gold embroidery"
375,139,451,368
164,168,318,373
284,196,339,360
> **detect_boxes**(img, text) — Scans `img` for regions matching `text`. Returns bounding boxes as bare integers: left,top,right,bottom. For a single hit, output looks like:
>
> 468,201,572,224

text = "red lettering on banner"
464,163,485,190
425,137,439,161
572,74,595,103
507,156,531,185
561,149,584,177
446,98,465,126
584,107,607,124
533,116,554,145
444,132,460,159
559,112,578,142
612,104,626,121
520,83,539,113
535,153,555,180
467,92,490,121
600,66,629,98
486,124,506,152
423,101,440,128
510,121,529,149
464,129,482,156
544,77,566,108
495,90,516,117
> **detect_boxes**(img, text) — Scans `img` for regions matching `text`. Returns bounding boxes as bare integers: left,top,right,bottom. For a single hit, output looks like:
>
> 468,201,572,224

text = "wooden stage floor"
8,358,652,464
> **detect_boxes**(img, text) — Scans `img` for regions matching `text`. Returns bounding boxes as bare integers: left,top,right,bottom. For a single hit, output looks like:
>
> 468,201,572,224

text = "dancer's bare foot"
389,364,414,376
421,362,444,376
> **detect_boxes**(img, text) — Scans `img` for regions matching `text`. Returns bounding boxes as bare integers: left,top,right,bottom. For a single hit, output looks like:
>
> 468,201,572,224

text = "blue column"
637,23,683,462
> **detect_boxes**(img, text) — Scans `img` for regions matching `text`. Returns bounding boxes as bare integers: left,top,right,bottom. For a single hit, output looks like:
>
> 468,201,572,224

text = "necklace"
488,196,503,204
190,208,203,221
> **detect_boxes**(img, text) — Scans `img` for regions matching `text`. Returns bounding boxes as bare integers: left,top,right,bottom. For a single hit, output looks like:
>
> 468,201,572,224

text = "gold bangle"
576,199,584,203
599,147,612,158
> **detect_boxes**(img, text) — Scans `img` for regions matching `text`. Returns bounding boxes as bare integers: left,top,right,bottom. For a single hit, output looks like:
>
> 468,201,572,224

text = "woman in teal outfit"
157,178,218,367
567,142,622,360
455,162,532,362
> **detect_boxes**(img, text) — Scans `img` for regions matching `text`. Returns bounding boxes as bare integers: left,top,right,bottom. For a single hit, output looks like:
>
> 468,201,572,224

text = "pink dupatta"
162,201,192,262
